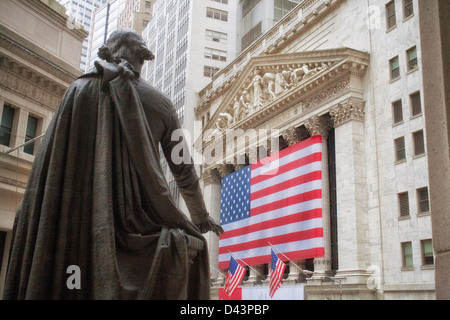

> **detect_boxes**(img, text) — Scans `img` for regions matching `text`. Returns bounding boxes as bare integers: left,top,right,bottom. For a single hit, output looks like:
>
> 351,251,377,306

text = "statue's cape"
3,60,210,300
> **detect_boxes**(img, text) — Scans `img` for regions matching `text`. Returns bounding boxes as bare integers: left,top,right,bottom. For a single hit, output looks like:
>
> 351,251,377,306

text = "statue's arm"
160,104,223,236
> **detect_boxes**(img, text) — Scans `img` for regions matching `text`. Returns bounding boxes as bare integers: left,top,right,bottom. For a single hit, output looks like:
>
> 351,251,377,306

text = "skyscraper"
141,0,238,208
118,0,154,34
57,0,107,71
85,0,127,72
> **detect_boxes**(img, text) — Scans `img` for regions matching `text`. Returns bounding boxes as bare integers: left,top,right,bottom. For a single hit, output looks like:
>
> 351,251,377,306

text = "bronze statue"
3,29,223,300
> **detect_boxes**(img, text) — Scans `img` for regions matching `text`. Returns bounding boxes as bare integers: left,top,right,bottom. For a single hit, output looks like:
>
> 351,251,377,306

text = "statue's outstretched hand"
196,216,224,237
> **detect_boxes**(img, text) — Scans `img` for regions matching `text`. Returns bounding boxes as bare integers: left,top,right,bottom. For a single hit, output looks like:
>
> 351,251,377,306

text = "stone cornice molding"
23,0,88,40
197,48,368,115
330,98,366,127
0,55,65,111
0,33,79,86
197,0,345,100
197,49,369,152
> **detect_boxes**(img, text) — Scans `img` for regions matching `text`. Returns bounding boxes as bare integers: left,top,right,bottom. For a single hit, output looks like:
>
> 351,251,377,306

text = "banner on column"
219,285,304,300
218,135,325,269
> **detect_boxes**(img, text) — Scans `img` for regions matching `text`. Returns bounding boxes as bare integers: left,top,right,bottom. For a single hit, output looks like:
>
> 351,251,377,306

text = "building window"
24,115,38,155
390,56,400,80
395,137,406,162
206,7,228,21
206,30,227,44
413,130,425,156
145,1,151,8
211,0,228,4
204,47,227,62
410,92,422,116
386,1,396,29
407,46,418,71
242,21,262,50
274,0,300,22
204,65,220,78
403,0,414,18
392,100,403,124
417,187,430,213
242,0,261,17
421,239,434,266
0,104,15,147
401,241,413,268
398,192,410,217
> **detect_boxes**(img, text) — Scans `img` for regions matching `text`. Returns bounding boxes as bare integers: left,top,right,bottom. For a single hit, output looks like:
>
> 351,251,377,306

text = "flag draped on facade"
269,249,286,297
224,256,246,296
218,135,325,269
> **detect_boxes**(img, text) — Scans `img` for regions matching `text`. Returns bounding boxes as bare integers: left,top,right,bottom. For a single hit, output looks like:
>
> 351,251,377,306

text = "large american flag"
218,135,325,269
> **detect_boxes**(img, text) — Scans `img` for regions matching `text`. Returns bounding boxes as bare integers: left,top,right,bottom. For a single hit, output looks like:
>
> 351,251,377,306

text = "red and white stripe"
269,253,286,298
224,265,246,296
218,135,325,269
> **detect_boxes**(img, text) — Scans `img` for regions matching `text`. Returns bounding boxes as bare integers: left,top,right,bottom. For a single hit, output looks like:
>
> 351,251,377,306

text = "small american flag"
269,249,286,297
224,256,246,296
218,135,325,269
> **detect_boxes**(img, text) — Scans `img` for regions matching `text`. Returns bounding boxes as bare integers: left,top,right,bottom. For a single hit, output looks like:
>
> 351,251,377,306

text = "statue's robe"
3,61,210,300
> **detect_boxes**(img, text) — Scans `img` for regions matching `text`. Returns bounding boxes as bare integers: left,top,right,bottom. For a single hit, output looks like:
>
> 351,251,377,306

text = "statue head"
98,29,154,73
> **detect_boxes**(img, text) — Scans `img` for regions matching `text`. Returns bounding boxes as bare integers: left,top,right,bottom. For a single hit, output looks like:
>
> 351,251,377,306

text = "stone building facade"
0,0,87,296
196,0,435,300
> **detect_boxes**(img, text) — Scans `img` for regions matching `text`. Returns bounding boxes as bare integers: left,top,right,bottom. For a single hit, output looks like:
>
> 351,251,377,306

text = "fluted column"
329,98,370,284
304,115,333,282
280,126,310,282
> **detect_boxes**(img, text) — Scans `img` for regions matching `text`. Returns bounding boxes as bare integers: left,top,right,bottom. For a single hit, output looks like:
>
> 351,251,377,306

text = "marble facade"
196,0,435,300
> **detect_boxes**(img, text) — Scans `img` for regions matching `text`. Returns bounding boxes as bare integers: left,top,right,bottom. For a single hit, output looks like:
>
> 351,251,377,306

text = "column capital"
330,98,366,127
304,115,333,137
281,126,309,147
202,168,221,185
216,164,235,178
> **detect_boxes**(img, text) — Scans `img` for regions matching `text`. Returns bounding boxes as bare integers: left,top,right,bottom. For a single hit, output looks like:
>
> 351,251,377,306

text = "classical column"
202,168,223,284
329,98,370,284
304,115,333,282
280,126,311,282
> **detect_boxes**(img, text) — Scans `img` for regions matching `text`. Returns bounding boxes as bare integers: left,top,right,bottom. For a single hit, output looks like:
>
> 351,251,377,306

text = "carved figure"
262,73,277,100
245,69,264,109
233,95,248,122
290,64,315,84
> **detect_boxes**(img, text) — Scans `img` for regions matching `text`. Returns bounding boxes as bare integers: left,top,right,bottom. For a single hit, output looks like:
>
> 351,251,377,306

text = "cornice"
198,49,369,151
0,50,69,111
0,32,80,85
197,0,345,101
23,0,88,40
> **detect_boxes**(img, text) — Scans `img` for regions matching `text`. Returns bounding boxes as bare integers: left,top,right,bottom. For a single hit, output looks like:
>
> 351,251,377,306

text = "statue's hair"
98,29,154,63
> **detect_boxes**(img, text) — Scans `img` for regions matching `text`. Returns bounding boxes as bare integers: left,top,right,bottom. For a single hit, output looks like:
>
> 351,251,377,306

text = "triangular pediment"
198,48,369,143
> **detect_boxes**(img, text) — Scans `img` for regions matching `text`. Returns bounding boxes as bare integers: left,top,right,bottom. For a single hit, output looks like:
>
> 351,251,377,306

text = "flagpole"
210,264,227,278
268,242,313,278
228,251,266,279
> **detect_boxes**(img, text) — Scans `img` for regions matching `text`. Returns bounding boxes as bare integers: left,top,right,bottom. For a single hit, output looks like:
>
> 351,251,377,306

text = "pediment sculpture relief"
217,62,331,132
235,64,328,119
